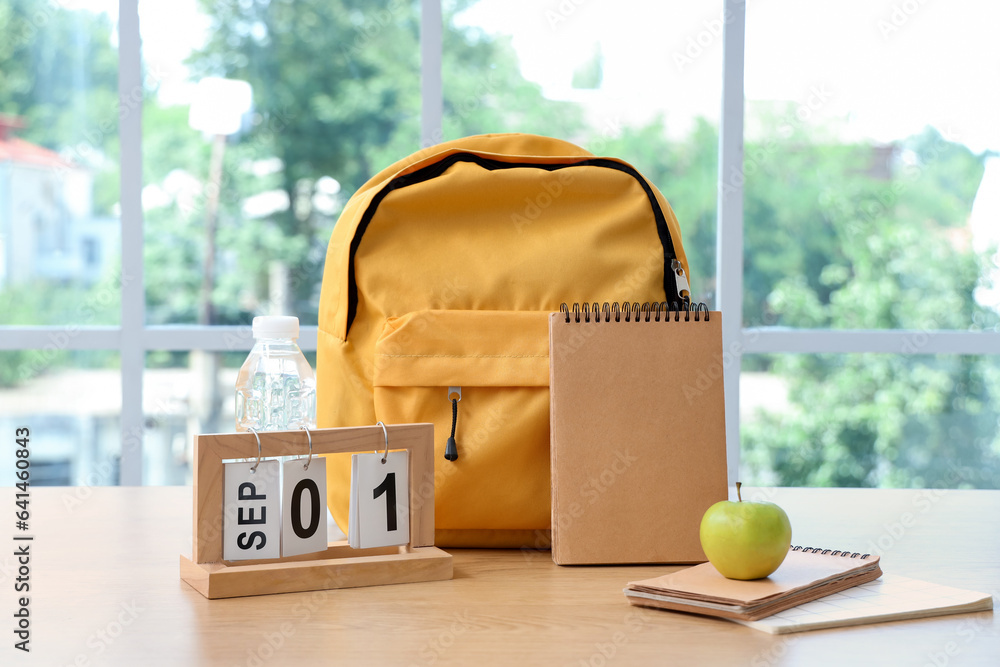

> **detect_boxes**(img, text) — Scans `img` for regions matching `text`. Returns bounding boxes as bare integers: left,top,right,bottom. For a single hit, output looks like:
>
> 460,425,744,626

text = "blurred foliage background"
0,0,997,488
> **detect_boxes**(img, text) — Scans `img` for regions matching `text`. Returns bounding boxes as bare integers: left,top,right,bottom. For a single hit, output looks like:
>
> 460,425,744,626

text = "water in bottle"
235,315,316,431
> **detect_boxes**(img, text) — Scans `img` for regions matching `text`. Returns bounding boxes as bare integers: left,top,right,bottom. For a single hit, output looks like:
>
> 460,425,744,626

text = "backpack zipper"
671,259,691,304
445,386,461,461
344,153,682,336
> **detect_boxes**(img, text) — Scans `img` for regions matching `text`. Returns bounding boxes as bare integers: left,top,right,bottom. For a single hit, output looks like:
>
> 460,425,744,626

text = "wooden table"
6,486,998,665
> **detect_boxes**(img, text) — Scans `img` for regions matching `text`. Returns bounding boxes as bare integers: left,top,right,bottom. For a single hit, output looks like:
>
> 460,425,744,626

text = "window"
0,0,121,484
737,0,1000,487
1,0,997,487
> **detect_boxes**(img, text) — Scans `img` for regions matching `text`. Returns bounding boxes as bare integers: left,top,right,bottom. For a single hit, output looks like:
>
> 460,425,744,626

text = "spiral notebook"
625,547,993,634
548,302,728,565
624,547,884,621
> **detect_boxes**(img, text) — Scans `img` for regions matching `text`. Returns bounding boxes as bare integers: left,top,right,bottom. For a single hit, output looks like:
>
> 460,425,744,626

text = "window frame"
0,0,995,484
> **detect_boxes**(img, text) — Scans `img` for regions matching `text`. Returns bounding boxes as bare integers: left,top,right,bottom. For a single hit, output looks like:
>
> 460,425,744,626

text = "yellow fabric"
375,310,550,532
375,310,550,388
317,133,688,547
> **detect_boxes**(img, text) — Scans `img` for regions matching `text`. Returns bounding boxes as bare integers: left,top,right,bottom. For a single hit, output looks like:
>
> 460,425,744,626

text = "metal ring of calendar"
376,421,389,463
300,426,313,470
248,427,263,473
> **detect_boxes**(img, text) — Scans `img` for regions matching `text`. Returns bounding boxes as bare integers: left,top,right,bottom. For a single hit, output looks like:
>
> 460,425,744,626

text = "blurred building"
0,114,117,289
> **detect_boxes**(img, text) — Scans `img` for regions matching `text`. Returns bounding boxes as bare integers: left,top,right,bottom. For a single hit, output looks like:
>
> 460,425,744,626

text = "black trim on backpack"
345,153,680,335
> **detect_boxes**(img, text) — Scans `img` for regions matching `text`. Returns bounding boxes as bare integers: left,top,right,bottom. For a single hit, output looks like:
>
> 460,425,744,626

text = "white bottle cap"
252,315,299,339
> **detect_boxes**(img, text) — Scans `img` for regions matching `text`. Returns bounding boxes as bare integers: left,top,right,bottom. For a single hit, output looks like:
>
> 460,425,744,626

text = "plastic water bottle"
235,315,316,432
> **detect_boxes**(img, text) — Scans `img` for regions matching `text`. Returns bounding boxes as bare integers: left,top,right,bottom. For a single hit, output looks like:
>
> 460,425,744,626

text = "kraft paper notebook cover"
624,547,884,621
625,548,992,634
548,303,728,565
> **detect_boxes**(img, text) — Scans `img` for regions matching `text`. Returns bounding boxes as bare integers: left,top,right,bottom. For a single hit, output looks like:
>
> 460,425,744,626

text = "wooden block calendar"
180,423,452,599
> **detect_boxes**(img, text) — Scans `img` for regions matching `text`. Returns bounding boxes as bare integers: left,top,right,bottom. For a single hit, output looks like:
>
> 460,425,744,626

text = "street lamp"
187,77,252,434
188,76,253,325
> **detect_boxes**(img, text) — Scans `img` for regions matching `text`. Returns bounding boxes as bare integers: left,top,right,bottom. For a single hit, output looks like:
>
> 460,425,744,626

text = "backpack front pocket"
373,310,551,536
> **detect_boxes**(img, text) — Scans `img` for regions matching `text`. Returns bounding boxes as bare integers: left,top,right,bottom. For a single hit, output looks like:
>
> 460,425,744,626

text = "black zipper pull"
445,386,461,461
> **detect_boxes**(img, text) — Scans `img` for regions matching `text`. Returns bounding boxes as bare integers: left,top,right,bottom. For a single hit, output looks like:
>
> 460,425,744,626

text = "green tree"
184,0,403,322
141,98,292,326
741,126,1000,489
171,0,586,325
440,23,584,141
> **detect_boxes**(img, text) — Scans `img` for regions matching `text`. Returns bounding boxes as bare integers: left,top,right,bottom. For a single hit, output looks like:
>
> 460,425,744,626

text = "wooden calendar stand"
180,423,452,599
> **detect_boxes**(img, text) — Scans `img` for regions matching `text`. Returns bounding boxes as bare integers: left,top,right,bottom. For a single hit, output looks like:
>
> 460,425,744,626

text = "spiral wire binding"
559,301,710,323
790,545,871,559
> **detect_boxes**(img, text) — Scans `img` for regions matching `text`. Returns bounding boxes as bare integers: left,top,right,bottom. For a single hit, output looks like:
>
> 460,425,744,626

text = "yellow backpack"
317,133,691,547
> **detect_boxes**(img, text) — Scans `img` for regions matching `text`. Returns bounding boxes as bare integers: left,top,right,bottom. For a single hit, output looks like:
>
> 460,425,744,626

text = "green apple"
699,482,792,580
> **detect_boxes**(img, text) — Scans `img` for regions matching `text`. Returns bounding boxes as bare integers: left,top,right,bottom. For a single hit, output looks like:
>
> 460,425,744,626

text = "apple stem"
737,481,742,502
